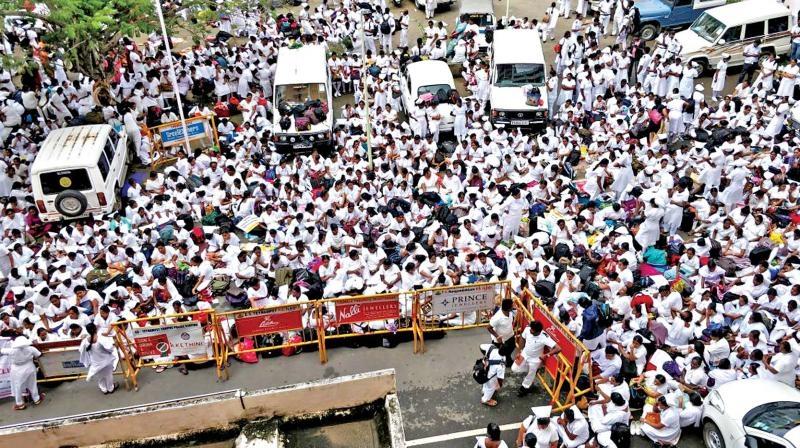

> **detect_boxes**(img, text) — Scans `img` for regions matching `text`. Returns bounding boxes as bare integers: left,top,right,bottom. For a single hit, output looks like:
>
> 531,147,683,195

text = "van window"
466,13,494,27
97,152,110,181
495,64,546,87
103,139,116,163
675,0,692,6
744,21,765,39
39,169,92,195
768,16,789,34
721,26,742,43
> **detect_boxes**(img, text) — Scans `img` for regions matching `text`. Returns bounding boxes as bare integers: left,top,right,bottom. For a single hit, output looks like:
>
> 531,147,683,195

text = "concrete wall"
0,369,400,448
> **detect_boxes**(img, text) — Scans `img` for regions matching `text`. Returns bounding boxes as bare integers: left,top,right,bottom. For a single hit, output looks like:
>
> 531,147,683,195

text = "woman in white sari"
79,323,119,394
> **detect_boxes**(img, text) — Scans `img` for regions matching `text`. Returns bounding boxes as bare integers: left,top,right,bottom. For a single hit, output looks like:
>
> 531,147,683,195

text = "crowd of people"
1,0,800,445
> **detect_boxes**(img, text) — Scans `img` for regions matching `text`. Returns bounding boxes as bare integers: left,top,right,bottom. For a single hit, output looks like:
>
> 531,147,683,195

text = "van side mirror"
718,38,726,45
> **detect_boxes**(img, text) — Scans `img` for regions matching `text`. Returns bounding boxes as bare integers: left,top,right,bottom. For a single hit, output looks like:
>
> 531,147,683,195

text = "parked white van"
455,0,496,52
272,46,334,154
31,124,130,222
676,0,792,73
489,29,548,129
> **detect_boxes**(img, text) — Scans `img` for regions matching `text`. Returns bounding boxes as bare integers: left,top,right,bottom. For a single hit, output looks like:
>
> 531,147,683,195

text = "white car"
399,60,456,133
703,379,800,448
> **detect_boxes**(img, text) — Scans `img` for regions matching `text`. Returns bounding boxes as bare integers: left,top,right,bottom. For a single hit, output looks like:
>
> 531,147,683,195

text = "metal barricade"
414,281,511,352
316,292,420,362
33,339,123,384
512,291,593,412
111,310,221,391
213,303,324,375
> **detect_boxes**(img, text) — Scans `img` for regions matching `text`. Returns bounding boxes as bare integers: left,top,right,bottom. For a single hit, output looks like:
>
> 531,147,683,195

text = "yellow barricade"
213,302,324,376
111,310,221,391
316,292,420,363
414,281,511,352
512,291,593,412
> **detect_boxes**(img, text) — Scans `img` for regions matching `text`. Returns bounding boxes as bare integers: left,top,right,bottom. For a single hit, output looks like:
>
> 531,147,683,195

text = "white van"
676,0,792,73
489,29,548,129
400,60,457,133
456,0,496,52
31,125,129,222
272,46,334,154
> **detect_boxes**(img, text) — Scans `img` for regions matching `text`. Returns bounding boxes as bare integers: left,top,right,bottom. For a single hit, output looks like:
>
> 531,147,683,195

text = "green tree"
0,0,226,80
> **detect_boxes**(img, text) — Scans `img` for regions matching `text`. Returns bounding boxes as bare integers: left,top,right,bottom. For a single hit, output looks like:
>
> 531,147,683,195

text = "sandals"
179,366,189,375
481,399,498,407
13,404,26,411
32,393,45,405
155,366,166,373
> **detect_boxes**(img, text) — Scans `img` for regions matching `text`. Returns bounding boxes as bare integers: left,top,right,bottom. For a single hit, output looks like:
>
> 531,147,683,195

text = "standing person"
577,297,606,352
452,97,467,142
479,342,506,407
544,3,559,42
1,336,44,410
399,10,410,49
79,322,119,395
501,188,530,241
512,320,560,397
598,0,613,36
425,0,436,20
475,423,509,448
488,298,516,366
711,53,730,102
559,0,572,18
777,59,799,99
738,38,761,84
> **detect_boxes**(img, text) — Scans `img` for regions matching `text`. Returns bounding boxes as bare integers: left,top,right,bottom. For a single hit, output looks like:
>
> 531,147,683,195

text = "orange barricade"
111,310,221,391
415,281,511,352
213,302,324,375
316,292,420,362
512,290,593,412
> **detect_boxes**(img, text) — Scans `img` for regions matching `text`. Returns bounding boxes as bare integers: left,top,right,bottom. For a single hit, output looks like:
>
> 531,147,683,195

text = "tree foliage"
1,0,226,80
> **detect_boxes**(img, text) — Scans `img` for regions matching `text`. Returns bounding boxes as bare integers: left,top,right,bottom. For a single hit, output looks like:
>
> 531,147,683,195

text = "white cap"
531,405,552,419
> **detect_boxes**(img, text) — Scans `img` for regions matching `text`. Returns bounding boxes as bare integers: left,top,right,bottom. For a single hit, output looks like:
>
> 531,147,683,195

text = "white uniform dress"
640,405,681,445
1,337,41,406
778,64,799,98
79,335,119,393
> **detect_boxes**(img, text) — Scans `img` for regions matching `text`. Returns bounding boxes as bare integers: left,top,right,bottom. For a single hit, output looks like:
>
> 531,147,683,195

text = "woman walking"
79,323,119,394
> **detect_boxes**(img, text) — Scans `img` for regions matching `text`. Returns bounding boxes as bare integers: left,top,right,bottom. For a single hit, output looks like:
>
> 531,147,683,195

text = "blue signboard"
160,120,207,146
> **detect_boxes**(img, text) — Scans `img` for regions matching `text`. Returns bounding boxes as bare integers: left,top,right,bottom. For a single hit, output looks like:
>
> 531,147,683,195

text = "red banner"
235,306,304,337
532,304,578,377
335,295,400,325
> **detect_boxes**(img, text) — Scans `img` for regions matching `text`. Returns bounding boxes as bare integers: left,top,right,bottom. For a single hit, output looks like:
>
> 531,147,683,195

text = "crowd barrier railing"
34,339,124,384
512,290,593,412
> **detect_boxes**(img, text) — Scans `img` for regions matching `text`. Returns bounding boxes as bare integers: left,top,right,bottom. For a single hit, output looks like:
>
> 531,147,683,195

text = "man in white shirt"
738,38,761,85
513,320,560,396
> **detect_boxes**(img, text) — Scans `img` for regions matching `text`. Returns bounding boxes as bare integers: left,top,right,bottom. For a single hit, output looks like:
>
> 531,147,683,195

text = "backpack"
595,301,613,328
380,20,391,34
472,346,502,384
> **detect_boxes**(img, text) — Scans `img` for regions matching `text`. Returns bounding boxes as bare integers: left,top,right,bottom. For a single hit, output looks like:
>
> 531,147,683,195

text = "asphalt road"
0,328,703,448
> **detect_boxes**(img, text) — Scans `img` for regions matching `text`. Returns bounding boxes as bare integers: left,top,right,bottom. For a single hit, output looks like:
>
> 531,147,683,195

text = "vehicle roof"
716,379,800,421
30,125,111,174
274,46,328,85
406,60,455,94
458,0,495,15
492,29,544,64
707,0,789,24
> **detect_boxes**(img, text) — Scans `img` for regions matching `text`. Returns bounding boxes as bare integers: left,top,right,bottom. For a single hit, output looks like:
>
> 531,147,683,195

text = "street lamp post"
153,0,193,152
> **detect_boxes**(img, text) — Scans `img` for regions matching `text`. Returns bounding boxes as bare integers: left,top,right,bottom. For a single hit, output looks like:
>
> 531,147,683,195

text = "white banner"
132,321,207,361
428,284,498,315
0,338,11,399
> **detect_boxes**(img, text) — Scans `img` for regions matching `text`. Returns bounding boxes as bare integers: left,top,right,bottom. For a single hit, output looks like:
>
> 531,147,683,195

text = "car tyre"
54,190,88,218
703,421,726,448
639,23,659,41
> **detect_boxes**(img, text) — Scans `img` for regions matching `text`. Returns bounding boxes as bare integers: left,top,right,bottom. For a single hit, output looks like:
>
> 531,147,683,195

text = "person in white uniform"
79,322,119,394
517,406,559,448
480,343,506,407
1,336,43,410
556,407,590,448
640,395,681,445
512,320,560,396
475,422,509,448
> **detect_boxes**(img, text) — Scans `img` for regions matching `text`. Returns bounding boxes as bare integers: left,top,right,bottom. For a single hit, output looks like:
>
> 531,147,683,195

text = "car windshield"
275,82,326,106
495,63,546,87
466,13,494,27
39,169,92,195
743,402,800,437
417,84,454,103
691,12,725,42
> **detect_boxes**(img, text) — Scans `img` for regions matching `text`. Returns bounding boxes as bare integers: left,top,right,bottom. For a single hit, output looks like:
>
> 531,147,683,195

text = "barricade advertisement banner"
428,283,496,315
532,304,578,376
335,295,400,325
132,321,206,360
234,306,304,337
0,338,11,399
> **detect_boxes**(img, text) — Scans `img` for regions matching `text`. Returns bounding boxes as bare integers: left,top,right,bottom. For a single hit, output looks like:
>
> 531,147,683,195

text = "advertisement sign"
335,295,400,325
531,304,578,377
428,284,497,315
160,120,208,146
132,321,207,360
0,338,11,399
234,306,305,338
